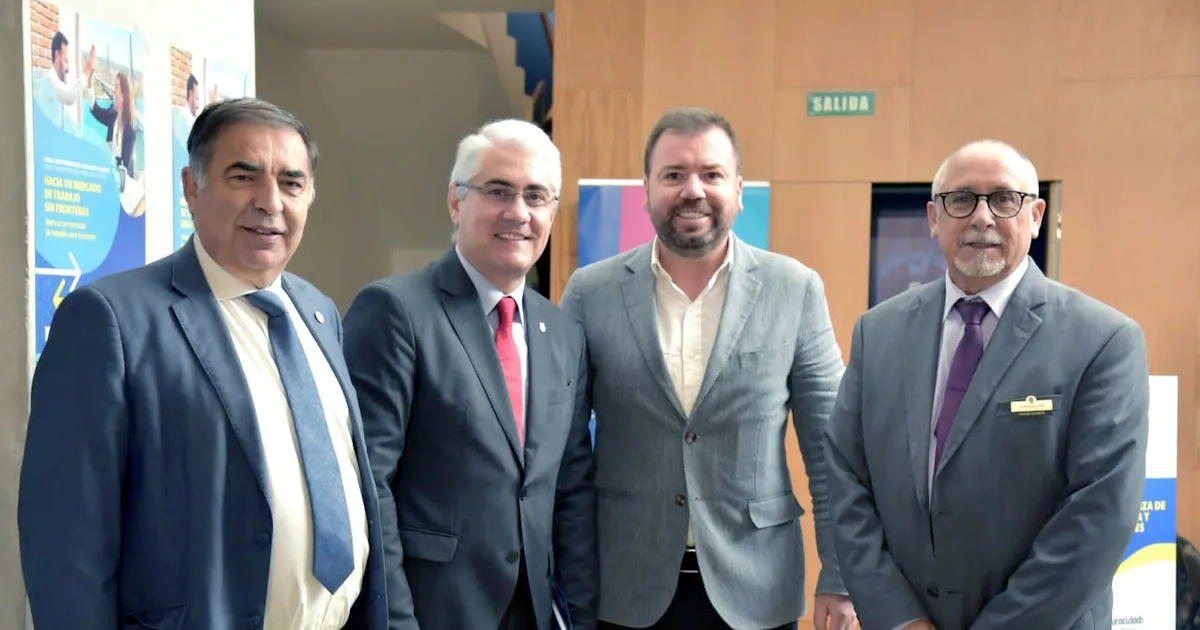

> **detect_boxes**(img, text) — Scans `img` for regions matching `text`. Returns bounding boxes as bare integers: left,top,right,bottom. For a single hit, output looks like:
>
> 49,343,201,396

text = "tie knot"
955,299,990,326
496,296,517,326
245,290,287,319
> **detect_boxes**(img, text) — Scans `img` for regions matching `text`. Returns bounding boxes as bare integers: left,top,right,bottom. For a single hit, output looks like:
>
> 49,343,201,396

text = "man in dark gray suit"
342,118,598,630
561,107,856,630
19,98,387,629
825,139,1150,630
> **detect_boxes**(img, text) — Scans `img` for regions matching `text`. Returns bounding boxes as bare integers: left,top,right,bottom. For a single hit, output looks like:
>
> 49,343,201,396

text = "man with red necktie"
342,118,598,630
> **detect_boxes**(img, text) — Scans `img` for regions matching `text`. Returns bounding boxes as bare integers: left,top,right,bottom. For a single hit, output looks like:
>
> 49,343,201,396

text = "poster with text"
575,178,772,443
171,46,250,250
1111,374,1178,629
31,0,148,359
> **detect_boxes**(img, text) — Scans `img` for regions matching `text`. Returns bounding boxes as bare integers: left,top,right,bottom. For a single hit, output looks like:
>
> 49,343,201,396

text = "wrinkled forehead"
650,128,737,174
941,150,1034,193
210,123,312,176
477,144,556,190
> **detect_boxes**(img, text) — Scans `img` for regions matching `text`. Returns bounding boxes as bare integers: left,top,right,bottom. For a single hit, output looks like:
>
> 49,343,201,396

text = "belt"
680,547,699,574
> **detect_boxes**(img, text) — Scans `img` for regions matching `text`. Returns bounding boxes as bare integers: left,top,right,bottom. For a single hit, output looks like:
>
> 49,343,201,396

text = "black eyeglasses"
458,182,557,208
935,190,1037,219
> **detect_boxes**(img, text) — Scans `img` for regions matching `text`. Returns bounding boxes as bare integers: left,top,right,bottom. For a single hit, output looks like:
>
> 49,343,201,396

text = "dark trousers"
499,554,537,630
599,549,798,630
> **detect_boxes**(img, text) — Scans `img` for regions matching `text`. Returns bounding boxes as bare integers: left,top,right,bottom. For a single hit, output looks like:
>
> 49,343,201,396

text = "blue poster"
171,48,251,250
31,2,147,358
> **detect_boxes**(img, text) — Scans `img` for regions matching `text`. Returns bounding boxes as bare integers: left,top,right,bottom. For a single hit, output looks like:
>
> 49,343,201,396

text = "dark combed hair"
186,97,319,178
643,106,742,176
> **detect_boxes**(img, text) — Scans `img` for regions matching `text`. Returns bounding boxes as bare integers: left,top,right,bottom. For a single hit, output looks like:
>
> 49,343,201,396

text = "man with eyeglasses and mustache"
560,107,857,630
342,118,598,630
824,139,1150,630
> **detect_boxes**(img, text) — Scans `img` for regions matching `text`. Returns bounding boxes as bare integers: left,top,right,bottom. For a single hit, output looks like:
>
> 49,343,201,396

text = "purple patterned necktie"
934,299,991,465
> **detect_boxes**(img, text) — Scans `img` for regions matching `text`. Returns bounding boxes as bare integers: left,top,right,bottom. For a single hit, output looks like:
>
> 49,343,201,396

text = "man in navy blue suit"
18,98,387,630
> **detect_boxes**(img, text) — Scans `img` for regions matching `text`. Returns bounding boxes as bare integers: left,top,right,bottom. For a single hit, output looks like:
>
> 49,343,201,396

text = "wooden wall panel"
553,1,1200,625
908,0,1061,180
1055,77,1200,541
553,0,646,91
641,0,777,180
1058,0,1200,80
770,183,873,356
775,0,914,89
549,0,645,301
773,88,912,182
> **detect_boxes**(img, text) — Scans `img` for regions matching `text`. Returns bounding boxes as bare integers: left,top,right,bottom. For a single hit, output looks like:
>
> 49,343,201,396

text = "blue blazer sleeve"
20,286,129,629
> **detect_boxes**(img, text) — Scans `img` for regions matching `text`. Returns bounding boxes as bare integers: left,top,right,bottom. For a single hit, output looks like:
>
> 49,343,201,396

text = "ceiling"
256,0,553,48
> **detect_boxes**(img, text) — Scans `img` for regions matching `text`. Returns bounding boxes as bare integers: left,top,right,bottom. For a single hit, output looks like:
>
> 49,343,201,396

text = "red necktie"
495,296,524,445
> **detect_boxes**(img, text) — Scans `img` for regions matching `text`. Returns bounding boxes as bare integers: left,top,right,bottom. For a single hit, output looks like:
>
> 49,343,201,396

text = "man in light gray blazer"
824,139,1150,630
561,107,856,630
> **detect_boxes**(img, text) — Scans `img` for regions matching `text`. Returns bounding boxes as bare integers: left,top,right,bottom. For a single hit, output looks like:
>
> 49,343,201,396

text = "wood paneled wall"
551,1,1200,625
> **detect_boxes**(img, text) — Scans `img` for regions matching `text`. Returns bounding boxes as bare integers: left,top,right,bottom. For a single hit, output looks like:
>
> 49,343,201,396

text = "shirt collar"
943,257,1029,322
455,245,525,323
194,236,284,302
649,236,735,279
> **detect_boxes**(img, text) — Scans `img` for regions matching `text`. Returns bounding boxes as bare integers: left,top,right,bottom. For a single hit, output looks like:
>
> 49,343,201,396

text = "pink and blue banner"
576,179,772,267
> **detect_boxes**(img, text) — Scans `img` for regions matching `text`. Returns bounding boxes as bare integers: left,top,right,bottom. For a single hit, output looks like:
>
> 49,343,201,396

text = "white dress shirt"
456,246,529,425
650,238,733,548
194,239,369,630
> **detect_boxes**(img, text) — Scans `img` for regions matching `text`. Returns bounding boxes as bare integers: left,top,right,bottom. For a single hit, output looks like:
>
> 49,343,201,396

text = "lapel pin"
314,311,326,324
538,322,546,333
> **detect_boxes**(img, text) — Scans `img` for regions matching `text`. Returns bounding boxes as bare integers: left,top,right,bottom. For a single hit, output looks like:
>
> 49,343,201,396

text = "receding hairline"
931,139,1039,196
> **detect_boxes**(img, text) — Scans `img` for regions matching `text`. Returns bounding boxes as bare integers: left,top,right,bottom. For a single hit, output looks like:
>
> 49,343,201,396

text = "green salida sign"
807,91,876,117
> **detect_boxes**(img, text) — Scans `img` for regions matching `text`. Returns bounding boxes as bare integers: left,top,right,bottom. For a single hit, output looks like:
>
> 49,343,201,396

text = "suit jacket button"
506,551,520,563
926,585,939,597
684,432,697,444
520,488,528,500
254,532,270,547
675,494,686,506
247,614,263,628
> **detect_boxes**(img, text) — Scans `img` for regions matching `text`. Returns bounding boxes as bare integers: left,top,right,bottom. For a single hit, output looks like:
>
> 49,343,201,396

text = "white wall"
3,0,255,626
255,30,514,309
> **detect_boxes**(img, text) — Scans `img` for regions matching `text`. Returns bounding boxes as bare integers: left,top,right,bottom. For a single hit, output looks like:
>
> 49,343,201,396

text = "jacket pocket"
747,492,804,529
400,526,459,562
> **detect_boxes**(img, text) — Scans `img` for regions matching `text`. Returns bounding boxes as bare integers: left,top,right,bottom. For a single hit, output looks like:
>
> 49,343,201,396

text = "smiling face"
183,122,314,288
644,127,743,259
448,142,556,293
927,144,1045,294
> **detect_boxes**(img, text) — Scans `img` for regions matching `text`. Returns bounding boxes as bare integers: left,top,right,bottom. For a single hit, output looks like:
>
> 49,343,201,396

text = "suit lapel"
935,266,1046,475
904,280,945,512
437,251,525,467
620,246,687,421
169,240,271,504
693,238,761,413
283,276,356,428
521,296,555,470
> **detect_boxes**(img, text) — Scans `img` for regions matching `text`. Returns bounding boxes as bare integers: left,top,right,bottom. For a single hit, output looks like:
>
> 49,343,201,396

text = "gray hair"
187,97,318,187
644,107,742,177
931,139,1039,197
448,118,561,199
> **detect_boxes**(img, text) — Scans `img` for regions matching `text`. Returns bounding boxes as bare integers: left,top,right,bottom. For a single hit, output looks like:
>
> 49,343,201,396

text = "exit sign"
807,91,876,117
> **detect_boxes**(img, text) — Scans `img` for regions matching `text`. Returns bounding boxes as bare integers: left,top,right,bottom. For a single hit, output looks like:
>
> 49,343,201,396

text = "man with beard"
560,107,857,630
824,140,1150,630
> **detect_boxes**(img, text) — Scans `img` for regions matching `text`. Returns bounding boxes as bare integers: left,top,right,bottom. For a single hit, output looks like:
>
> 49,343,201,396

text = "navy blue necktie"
245,290,354,593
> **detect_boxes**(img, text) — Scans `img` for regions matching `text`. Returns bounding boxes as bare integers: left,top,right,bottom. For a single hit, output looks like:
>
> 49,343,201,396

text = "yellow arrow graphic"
52,278,67,308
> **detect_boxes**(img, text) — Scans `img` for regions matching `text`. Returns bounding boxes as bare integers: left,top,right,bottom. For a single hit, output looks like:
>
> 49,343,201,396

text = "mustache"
960,230,1003,246
670,199,713,215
